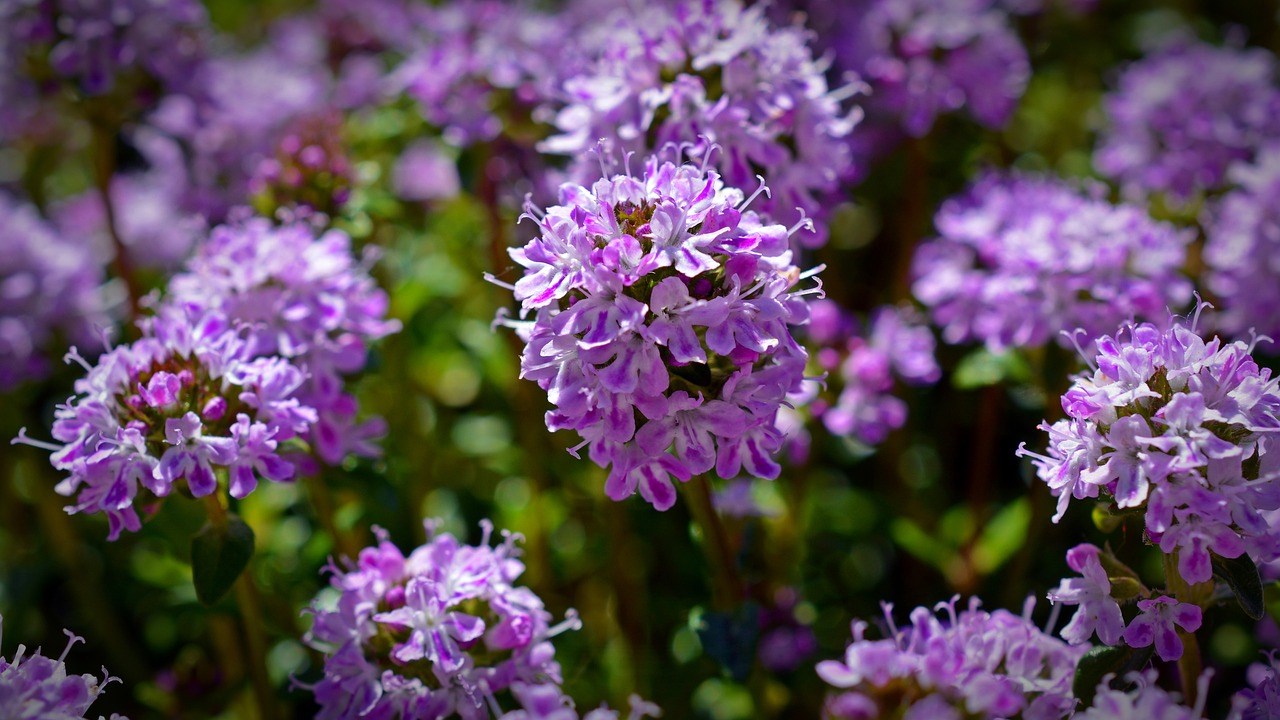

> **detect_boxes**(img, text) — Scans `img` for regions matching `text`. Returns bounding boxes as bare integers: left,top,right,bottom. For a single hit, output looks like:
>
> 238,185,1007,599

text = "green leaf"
972,499,1030,574
191,515,255,606
953,348,1031,390
1072,644,1153,706
1212,554,1264,620
890,518,952,571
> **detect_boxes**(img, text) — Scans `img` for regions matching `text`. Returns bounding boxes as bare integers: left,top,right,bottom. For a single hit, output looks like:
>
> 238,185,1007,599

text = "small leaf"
696,603,760,682
953,349,1031,390
191,515,255,606
1072,644,1153,705
1212,554,1264,620
1092,504,1124,533
972,499,1031,574
890,518,952,571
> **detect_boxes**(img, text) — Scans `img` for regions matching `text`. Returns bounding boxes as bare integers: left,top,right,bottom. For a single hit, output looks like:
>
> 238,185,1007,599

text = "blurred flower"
500,683,661,720
913,171,1193,352
392,140,461,203
0,618,127,720
541,0,859,247
848,0,1029,138
0,0,208,124
302,522,582,719
390,0,569,148
811,302,940,445
494,156,819,510
165,214,400,466
1204,143,1280,342
15,306,315,539
817,596,1083,719
249,110,355,217
148,19,332,220
1018,307,1280,585
1077,670,1207,720
1095,38,1280,204
1232,652,1280,720
0,191,108,390
757,588,817,673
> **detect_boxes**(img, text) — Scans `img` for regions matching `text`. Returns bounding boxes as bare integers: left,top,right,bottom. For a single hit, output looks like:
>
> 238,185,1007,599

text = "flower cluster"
165,214,399,466
249,110,355,217
0,618,127,720
1204,143,1280,341
1094,38,1280,204
912,172,1193,352
1077,670,1207,720
541,0,859,246
500,684,661,720
809,302,940,445
0,192,107,390
1047,544,1203,661
816,596,1084,719
302,522,581,719
390,0,568,148
2,0,208,104
147,20,332,221
1018,310,1280,585
497,156,817,510
846,0,1029,138
20,307,316,539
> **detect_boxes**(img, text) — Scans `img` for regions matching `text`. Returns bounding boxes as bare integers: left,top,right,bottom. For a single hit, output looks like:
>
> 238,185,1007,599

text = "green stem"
89,123,142,321
305,473,360,560
201,495,276,718
1162,551,1210,705
685,475,742,610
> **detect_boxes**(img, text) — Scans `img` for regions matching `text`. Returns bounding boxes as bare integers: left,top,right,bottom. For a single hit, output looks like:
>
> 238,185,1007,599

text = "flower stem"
685,475,742,610
305,472,360,560
1162,551,1210,705
200,494,277,719
89,122,142,322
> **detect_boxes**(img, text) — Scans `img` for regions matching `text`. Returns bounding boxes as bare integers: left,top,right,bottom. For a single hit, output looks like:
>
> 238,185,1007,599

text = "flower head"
541,0,859,247
1232,652,1280,720
1095,38,1280,204
817,596,1083,719
913,171,1193,352
495,156,818,510
302,521,581,719
1046,544,1124,646
848,0,1029,137
165,214,400,465
1121,595,1202,662
0,617,126,720
1018,308,1280,585
1077,669,1207,720
16,307,315,539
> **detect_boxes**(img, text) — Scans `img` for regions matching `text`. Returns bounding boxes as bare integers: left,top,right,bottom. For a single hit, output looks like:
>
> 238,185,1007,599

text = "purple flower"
248,110,355,216
2,0,208,109
817,596,1084,719
1095,37,1280,204
1018,308,1280,586
13,307,315,539
1077,669,1207,720
0,192,108,390
541,0,859,247
500,684,662,720
0,617,127,720
848,0,1029,137
809,303,940,446
1204,144,1280,342
1047,544,1125,647
494,156,818,510
1122,596,1202,662
302,521,582,719
165,214,399,466
913,171,1193,352
392,140,461,203
1232,652,1280,720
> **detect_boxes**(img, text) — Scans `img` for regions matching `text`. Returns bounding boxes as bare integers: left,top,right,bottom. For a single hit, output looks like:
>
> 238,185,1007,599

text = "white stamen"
11,428,62,452
739,175,771,212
